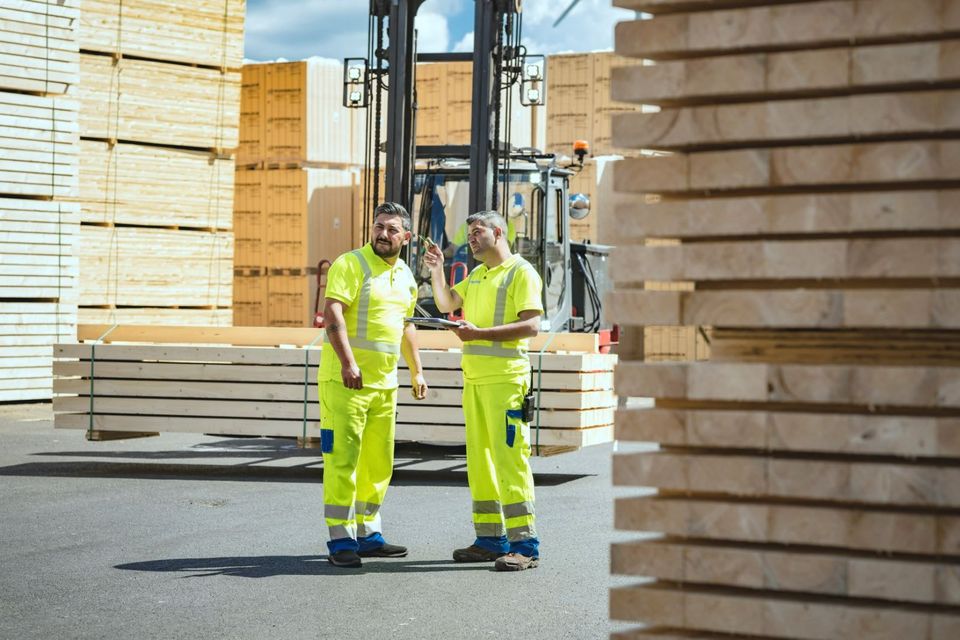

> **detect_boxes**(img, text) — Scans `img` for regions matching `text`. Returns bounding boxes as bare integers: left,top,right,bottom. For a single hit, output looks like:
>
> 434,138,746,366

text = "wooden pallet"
608,1,960,637
78,0,244,70
51,328,616,453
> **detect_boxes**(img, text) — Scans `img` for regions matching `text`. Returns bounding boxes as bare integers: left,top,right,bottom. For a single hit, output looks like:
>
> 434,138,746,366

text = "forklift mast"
367,0,519,216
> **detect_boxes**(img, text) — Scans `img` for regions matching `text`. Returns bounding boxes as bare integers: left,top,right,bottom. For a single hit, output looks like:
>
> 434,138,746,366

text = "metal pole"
384,0,422,212
468,0,496,217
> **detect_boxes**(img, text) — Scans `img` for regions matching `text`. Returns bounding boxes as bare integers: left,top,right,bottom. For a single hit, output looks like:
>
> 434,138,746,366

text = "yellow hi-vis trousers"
319,380,397,553
463,380,537,549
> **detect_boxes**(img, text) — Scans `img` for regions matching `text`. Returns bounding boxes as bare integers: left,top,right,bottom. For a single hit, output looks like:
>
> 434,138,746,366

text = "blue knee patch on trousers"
320,429,334,453
474,535,509,554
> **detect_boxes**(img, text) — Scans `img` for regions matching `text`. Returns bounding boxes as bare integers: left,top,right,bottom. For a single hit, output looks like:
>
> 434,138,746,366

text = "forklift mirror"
569,193,590,220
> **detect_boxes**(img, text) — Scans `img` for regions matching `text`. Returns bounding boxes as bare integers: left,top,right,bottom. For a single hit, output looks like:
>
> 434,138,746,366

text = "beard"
372,238,400,258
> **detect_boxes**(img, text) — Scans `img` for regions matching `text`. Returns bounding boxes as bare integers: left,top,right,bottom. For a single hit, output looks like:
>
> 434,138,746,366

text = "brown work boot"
494,552,539,571
452,545,505,563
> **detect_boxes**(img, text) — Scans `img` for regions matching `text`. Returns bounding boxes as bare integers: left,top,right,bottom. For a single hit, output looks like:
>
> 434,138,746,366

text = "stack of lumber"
52,326,616,455
545,52,641,157
235,59,368,327
0,0,79,401
608,1,960,638
233,166,361,327
73,0,242,327
237,59,364,167
415,60,539,148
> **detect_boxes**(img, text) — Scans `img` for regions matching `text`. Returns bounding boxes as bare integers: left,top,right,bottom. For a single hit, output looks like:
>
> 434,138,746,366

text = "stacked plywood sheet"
78,0,244,69
235,59,368,327
0,0,79,401
415,60,539,149
608,1,960,638
74,0,242,326
545,52,641,157
0,0,79,93
237,60,365,167
233,166,360,327
51,326,615,454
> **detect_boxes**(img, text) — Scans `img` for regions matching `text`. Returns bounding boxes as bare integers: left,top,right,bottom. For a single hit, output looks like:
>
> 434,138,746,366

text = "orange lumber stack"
608,1,960,638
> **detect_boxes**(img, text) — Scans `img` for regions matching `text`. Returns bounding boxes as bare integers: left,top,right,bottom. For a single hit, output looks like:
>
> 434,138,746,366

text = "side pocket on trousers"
505,409,523,448
320,429,334,453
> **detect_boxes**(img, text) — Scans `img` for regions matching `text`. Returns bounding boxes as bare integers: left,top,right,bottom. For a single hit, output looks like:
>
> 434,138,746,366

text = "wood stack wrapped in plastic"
233,60,366,327
0,0,80,401
608,0,960,637
52,326,616,453
71,0,243,327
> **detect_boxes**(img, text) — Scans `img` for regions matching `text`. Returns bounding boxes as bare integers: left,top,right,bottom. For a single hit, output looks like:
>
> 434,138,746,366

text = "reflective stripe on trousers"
463,381,537,543
321,381,397,547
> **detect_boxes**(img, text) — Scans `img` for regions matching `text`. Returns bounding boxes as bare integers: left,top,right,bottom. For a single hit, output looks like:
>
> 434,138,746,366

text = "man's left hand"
411,372,428,400
450,320,483,342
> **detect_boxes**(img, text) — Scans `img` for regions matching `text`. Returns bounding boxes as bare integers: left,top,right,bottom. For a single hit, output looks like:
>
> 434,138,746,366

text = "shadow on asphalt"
0,461,591,486
115,555,495,577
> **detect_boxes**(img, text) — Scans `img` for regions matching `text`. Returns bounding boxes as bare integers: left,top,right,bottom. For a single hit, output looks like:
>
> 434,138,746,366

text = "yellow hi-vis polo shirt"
452,254,544,385
318,243,418,389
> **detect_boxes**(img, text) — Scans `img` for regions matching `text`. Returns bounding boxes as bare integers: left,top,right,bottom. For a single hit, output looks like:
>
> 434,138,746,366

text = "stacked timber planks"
0,0,79,401
608,0,960,638
74,0,243,326
545,52,642,157
234,60,367,327
52,326,616,454
415,60,539,148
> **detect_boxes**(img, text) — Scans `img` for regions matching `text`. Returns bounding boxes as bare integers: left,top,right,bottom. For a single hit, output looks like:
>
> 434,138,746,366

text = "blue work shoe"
358,543,408,558
357,532,408,558
328,550,362,568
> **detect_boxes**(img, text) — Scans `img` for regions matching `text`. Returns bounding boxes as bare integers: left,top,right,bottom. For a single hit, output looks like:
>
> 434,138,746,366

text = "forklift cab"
408,158,574,333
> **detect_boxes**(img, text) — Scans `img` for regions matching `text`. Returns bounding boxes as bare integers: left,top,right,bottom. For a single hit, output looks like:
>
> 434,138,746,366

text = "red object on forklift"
447,261,468,322
313,260,332,328
598,325,619,354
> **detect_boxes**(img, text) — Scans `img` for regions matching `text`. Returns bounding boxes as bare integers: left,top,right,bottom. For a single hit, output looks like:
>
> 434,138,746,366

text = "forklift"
340,0,613,340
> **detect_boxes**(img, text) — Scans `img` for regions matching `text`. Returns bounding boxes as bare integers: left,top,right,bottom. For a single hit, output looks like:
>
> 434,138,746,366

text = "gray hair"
374,201,411,231
465,210,507,236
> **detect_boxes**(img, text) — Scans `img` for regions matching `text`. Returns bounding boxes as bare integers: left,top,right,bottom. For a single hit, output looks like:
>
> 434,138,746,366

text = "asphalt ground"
0,402,633,639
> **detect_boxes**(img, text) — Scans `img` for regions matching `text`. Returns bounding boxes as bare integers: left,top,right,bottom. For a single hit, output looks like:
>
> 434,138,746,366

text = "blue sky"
244,0,637,62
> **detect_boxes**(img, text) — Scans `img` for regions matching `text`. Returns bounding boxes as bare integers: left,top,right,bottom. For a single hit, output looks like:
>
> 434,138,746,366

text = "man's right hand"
341,363,363,390
423,243,444,277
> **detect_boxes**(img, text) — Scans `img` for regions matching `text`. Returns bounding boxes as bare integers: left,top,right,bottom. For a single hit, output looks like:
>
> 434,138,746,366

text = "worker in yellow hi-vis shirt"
424,210,544,572
319,202,428,569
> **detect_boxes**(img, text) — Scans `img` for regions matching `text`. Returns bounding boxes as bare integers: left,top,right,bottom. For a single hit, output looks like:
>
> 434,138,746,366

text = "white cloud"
243,0,635,61
415,11,450,53
516,0,635,54
452,31,474,53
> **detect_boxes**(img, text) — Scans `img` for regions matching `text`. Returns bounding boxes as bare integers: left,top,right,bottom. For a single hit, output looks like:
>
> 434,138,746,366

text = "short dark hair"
466,210,507,235
374,201,411,231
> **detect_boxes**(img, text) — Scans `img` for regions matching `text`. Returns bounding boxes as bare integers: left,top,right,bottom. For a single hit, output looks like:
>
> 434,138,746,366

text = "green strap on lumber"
88,324,119,436
302,333,324,442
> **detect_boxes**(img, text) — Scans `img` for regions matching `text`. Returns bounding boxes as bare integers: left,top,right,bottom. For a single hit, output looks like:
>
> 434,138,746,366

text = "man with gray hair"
423,210,544,571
